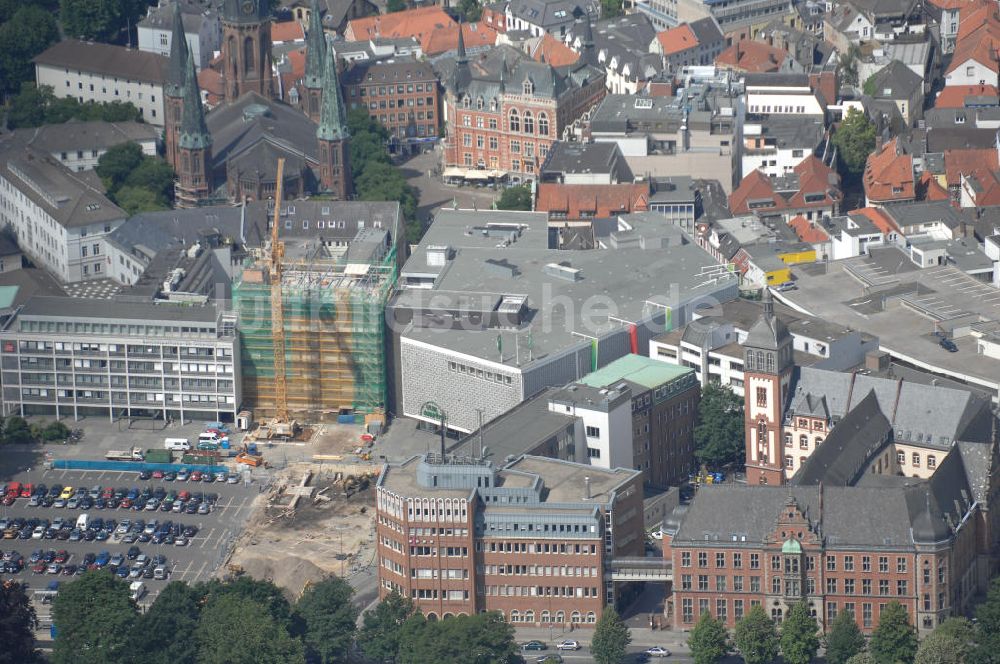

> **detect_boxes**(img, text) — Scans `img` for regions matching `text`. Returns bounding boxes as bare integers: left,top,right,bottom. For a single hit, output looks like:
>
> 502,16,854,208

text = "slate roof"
567,14,661,84
785,365,993,447
3,121,158,156
33,39,169,85
792,390,892,486
868,60,922,100
506,0,589,31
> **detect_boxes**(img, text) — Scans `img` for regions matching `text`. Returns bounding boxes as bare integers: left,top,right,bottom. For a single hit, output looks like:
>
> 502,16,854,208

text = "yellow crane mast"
270,158,288,422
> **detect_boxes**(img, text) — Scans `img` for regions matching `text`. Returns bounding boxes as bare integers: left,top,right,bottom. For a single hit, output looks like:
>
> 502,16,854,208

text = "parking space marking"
193,560,208,582
200,527,216,549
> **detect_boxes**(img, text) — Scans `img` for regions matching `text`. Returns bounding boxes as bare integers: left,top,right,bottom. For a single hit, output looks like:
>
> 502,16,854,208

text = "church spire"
179,51,211,150
304,0,326,90
456,20,467,64
579,12,597,66
166,1,189,98
316,48,347,141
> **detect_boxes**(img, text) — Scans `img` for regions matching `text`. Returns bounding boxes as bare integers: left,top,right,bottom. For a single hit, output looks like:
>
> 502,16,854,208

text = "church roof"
166,0,189,98
179,52,211,150
223,0,270,24
744,291,791,350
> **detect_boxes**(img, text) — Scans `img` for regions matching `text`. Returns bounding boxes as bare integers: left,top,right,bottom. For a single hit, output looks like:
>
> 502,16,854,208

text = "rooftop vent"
425,245,451,267
543,262,583,282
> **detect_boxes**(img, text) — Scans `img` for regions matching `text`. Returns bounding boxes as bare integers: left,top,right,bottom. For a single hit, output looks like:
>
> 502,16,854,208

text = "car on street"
556,641,579,651
522,641,547,651
645,647,671,658
535,656,562,664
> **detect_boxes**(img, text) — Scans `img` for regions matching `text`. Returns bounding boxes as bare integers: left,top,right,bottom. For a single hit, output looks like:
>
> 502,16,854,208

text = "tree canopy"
832,107,877,179
397,612,519,664
359,592,417,663
780,601,820,664
733,604,779,664
6,84,143,129
59,0,150,42
51,570,137,664
826,610,867,664
292,577,358,663
194,593,305,664
694,383,745,468
591,606,631,664
495,184,533,211
972,577,1000,664
127,581,201,664
96,142,175,214
0,580,38,664
600,0,622,18
915,617,975,664
0,6,58,100
688,611,730,664
869,601,917,664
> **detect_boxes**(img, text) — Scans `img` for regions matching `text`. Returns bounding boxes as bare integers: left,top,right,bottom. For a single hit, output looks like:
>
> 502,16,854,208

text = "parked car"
646,647,671,658
940,338,959,353
522,641,547,651
556,641,580,651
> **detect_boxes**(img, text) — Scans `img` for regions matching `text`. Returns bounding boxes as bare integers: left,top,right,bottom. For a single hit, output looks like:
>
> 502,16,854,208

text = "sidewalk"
513,624,692,655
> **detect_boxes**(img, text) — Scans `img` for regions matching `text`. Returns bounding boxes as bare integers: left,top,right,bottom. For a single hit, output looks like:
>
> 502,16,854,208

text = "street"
397,147,506,224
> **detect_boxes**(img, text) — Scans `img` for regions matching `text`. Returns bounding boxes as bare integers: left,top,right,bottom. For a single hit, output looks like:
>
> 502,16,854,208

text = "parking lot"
1,464,259,621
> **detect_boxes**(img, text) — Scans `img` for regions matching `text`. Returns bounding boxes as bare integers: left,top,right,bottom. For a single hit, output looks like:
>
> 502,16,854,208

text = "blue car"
127,487,140,501
115,565,129,578
94,550,110,567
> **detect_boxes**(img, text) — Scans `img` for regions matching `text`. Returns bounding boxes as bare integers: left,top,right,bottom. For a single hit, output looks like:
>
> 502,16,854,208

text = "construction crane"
270,158,289,422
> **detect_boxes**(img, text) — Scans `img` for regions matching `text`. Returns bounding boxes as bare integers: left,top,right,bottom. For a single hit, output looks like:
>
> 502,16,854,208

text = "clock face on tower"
242,0,256,15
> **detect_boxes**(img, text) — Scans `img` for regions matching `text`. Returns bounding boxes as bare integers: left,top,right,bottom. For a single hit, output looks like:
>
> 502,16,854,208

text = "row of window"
481,564,599,577
446,361,513,385
483,586,600,598
459,110,551,137
680,551,912,575
507,610,596,624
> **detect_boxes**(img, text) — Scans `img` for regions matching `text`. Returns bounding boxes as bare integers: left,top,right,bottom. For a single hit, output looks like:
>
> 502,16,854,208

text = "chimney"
584,476,592,499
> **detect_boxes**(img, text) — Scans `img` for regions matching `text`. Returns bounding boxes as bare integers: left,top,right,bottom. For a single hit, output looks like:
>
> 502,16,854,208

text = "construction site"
232,161,403,424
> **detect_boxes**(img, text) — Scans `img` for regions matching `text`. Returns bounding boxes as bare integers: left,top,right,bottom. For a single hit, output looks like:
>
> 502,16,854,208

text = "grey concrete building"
387,208,738,433
0,296,240,422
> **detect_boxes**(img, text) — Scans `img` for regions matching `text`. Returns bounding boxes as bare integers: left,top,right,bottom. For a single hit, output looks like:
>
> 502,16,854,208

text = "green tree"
359,592,416,663
386,0,406,11
458,0,482,21
600,0,622,18
59,0,135,42
292,577,358,664
869,601,917,664
97,142,145,193
124,158,176,205
197,576,293,627
0,6,59,99
114,186,169,215
40,421,70,442
847,655,877,664
495,184,532,210
973,577,1000,664
733,604,779,664
781,601,820,664
826,610,867,664
693,383,744,468
0,580,37,664
832,107,876,179
915,617,974,664
688,611,730,664
591,606,631,664
194,593,304,664
3,416,34,444
862,74,876,97
127,581,201,664
51,570,138,664
4,84,142,128
4,83,50,128
397,612,519,664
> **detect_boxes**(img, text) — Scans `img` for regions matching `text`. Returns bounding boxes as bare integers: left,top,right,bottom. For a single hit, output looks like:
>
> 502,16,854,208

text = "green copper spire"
304,0,326,89
178,51,212,150
166,1,189,98
317,48,348,141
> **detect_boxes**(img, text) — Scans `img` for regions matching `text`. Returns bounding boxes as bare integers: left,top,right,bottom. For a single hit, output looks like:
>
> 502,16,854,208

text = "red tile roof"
944,147,1000,186
715,40,786,73
657,25,698,56
271,20,305,43
947,2,1000,74
729,156,841,215
967,169,1000,206
533,33,580,67
863,138,915,203
788,215,830,243
346,6,453,42
197,67,224,108
917,172,952,201
535,183,650,219
422,22,497,56
934,85,999,108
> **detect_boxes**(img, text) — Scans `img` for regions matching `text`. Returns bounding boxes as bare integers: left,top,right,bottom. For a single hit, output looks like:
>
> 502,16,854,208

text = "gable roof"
535,183,650,218
422,22,498,56
935,85,1000,108
868,60,922,99
864,137,915,203
729,156,841,215
34,39,168,84
271,19,305,43
532,33,580,66
788,214,831,243
848,206,901,234
715,39,787,73
657,24,698,56
346,5,452,42
944,147,1000,186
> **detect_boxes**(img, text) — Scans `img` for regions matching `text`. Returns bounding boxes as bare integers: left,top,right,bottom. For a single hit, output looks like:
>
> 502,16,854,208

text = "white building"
741,117,826,179
138,0,221,71
34,40,169,127
945,54,998,88
5,121,158,173
0,147,127,283
0,297,240,423
744,72,825,118
548,383,634,469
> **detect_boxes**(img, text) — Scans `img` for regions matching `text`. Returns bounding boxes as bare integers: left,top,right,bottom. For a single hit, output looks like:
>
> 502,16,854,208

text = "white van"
129,581,146,601
164,438,191,451
76,514,89,530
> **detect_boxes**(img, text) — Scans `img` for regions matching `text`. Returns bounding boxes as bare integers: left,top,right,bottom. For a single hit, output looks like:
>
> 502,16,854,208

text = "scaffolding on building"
232,226,397,423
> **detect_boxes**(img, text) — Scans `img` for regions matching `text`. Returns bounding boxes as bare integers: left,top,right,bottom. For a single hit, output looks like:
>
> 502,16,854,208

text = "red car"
102,487,114,500
32,562,46,574
178,491,191,502
190,471,203,482
19,484,33,498
120,498,132,509
152,470,164,479
1,494,15,506
54,550,69,563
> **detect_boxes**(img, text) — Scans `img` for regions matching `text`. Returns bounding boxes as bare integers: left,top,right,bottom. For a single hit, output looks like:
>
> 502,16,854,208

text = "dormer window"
523,79,533,95
476,96,484,109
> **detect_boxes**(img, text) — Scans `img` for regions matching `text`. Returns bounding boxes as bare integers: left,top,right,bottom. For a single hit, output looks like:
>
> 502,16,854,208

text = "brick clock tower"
221,0,273,103
743,291,794,485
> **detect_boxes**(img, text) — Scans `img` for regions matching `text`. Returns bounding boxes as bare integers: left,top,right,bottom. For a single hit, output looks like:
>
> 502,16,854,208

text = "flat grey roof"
394,209,738,363
503,455,640,504
17,295,220,324
776,255,1000,397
